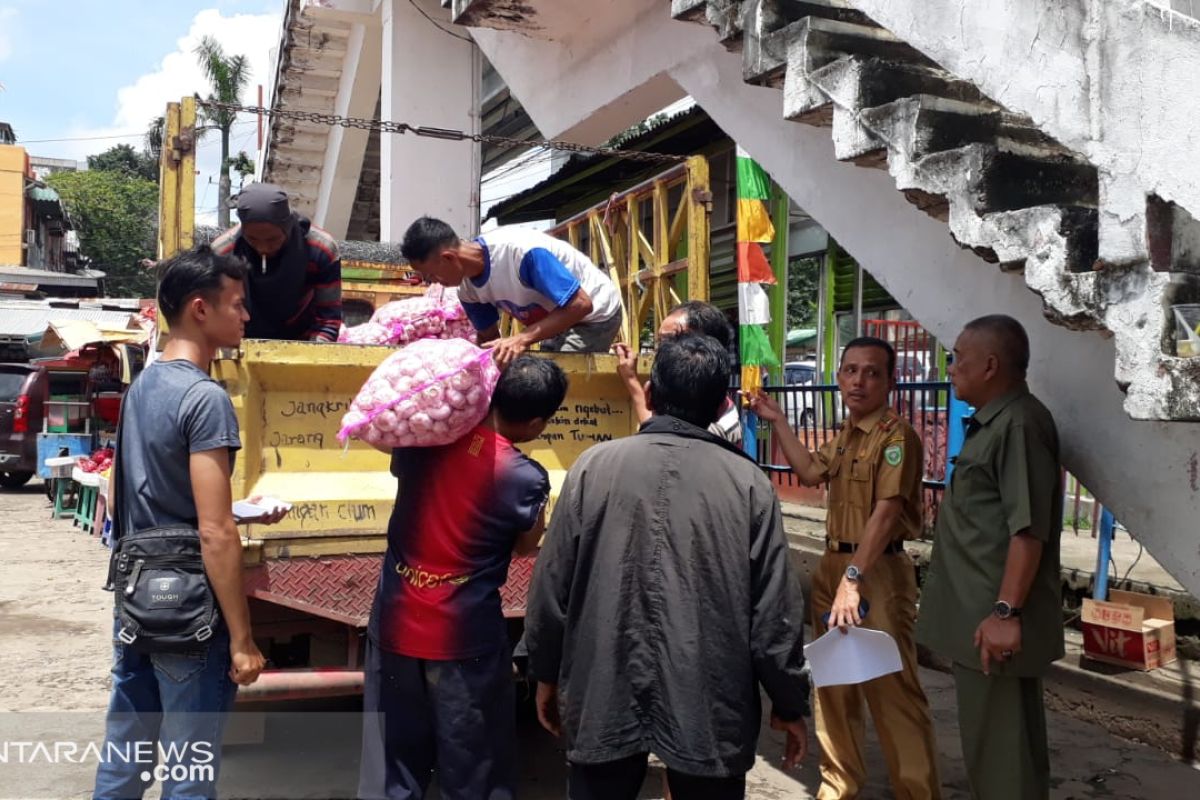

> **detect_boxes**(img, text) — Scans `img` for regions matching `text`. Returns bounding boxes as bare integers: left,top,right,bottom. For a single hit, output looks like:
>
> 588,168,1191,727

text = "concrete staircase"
669,0,1199,421
445,0,1200,597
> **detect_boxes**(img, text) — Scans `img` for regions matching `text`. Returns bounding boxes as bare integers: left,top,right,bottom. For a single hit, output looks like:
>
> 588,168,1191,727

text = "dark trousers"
952,663,1050,800
568,753,746,800
357,639,516,800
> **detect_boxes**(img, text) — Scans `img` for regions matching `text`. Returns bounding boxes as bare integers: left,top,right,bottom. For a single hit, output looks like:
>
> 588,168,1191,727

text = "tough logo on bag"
150,577,184,608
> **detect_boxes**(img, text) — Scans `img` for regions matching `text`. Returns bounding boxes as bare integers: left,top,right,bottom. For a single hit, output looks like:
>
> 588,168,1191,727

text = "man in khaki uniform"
916,315,1062,800
752,337,939,800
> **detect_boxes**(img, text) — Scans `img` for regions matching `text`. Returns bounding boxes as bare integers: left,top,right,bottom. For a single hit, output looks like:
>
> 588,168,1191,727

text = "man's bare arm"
191,448,265,684
613,343,651,424
514,507,547,557
749,393,825,486
998,531,1043,608
476,323,501,345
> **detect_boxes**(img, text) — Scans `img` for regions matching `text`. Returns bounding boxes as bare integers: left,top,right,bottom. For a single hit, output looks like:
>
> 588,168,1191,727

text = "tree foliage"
787,255,821,330
47,170,158,298
86,143,158,183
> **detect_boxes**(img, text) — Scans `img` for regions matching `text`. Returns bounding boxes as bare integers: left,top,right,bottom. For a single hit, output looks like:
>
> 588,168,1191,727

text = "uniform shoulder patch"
879,414,898,432
884,443,903,467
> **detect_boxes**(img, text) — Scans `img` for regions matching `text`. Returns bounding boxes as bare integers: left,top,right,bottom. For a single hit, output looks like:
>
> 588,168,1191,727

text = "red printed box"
1081,589,1176,671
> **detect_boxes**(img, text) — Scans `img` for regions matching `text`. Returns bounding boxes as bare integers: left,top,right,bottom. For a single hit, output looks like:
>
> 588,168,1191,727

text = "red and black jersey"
368,425,549,660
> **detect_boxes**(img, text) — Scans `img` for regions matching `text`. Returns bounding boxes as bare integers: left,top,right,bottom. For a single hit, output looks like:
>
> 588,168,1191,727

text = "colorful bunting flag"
735,147,779,395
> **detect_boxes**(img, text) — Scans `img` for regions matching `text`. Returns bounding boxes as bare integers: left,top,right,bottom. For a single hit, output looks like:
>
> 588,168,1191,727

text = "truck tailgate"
216,339,638,546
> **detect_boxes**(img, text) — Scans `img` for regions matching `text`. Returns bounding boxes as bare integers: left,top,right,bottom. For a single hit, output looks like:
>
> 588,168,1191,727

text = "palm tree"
146,116,165,164
194,35,250,229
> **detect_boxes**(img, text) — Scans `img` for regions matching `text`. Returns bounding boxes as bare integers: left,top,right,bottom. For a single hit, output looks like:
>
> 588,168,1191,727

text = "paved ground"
1,484,1198,799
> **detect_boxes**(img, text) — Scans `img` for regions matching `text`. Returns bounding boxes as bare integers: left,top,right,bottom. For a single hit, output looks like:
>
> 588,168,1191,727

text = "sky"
0,0,281,225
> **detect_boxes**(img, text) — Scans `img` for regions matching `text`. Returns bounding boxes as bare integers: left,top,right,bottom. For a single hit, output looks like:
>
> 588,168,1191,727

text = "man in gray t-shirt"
95,246,286,800
116,360,241,537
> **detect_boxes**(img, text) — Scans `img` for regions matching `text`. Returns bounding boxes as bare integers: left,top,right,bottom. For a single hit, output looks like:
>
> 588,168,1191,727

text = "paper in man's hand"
803,626,903,688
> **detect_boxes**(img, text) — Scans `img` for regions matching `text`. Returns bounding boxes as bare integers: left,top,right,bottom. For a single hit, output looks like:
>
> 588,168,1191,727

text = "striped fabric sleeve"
211,225,240,256
305,229,343,342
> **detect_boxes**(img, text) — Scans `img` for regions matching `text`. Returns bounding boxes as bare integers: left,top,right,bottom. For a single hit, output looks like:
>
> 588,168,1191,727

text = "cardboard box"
1081,589,1176,670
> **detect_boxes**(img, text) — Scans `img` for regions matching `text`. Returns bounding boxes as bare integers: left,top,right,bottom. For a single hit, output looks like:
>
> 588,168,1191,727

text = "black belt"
826,538,905,555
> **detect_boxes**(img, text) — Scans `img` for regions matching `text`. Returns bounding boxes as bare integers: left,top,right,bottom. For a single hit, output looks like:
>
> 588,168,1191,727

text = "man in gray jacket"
526,334,810,800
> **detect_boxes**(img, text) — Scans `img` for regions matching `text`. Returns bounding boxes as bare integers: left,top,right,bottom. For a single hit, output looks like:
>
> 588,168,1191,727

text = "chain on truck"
154,96,712,703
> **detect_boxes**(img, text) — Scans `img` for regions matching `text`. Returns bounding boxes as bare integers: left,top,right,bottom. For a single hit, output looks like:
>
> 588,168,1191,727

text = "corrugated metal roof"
0,267,101,289
25,185,60,202
488,105,712,224
0,303,140,340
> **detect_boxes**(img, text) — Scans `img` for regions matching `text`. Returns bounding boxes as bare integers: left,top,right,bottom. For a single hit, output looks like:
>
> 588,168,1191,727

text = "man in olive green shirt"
917,315,1063,800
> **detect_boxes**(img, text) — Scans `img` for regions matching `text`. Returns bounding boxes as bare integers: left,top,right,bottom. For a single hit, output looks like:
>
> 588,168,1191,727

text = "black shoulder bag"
103,392,221,653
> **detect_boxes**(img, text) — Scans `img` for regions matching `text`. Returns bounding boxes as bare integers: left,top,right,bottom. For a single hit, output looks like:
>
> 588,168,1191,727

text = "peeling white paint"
461,0,1200,595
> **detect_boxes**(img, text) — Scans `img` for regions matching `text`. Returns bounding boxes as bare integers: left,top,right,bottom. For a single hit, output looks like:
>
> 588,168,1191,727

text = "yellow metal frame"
547,156,711,351
157,97,197,261
213,341,640,543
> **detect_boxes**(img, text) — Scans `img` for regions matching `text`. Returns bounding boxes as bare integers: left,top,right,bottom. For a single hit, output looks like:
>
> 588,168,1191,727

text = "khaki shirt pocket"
845,458,873,506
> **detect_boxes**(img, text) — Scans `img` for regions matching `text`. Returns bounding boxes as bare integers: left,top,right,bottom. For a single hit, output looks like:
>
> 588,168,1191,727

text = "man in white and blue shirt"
401,217,623,367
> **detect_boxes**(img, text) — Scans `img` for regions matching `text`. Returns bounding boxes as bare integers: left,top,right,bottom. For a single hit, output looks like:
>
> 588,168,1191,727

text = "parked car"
0,364,48,488
895,350,938,382
784,361,817,387
781,360,820,427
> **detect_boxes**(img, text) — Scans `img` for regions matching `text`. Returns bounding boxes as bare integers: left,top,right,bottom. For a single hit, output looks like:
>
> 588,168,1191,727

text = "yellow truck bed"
214,339,641,554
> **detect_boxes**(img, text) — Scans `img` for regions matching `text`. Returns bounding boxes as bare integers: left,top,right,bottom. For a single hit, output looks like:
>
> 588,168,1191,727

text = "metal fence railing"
752,381,951,534
750,380,1122,540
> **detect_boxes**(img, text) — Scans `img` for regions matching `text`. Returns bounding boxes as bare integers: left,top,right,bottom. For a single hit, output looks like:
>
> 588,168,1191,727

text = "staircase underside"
453,0,1200,421
448,0,1200,597
674,0,1200,420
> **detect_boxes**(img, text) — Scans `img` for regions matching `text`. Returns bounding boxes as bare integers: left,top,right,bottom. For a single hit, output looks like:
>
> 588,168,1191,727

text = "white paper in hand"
232,497,292,520
803,627,903,688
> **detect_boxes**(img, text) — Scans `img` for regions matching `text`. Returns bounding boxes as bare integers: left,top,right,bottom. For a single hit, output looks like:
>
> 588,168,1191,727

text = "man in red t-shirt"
358,355,568,800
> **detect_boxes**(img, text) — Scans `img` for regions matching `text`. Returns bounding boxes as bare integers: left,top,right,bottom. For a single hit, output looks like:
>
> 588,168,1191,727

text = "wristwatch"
992,600,1022,620
845,565,862,584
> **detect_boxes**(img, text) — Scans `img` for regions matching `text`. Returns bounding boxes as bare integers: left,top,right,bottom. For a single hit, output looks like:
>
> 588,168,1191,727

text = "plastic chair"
51,479,77,519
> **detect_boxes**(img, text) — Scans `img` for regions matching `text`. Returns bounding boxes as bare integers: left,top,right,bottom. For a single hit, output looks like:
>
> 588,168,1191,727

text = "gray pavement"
1,483,1198,798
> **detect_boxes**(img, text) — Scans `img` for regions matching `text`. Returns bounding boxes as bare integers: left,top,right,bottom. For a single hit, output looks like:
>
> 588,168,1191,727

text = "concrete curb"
781,507,1200,758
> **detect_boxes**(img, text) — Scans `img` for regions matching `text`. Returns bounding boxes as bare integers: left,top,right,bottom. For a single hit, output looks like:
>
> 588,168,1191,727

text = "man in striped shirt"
212,183,342,342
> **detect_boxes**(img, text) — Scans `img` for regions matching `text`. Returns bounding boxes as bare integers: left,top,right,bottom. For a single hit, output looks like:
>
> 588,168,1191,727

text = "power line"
482,148,556,184
19,120,256,146
407,0,472,44
19,132,146,144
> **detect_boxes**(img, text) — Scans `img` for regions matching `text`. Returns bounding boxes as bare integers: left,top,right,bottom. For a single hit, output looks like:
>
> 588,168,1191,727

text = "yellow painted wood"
157,102,181,261
257,537,387,559
179,97,196,253
156,98,197,261
654,179,670,268
669,193,688,258
216,340,639,538
686,155,711,302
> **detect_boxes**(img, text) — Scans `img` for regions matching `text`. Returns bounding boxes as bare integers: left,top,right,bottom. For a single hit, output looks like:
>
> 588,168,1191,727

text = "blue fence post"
945,384,973,483
743,409,759,459
1094,508,1115,601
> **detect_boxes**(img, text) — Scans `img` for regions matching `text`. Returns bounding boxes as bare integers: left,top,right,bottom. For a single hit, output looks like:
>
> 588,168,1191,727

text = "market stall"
31,319,150,523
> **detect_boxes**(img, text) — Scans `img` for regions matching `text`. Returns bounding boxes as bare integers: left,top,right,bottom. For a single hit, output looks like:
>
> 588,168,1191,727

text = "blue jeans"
92,618,237,800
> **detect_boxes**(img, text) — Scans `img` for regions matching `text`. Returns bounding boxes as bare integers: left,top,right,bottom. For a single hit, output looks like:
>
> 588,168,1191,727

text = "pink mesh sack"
371,297,448,344
338,337,500,448
337,321,394,345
